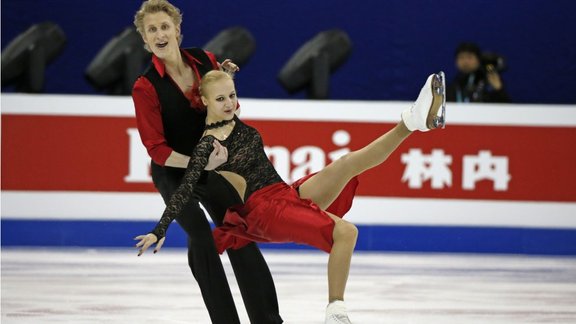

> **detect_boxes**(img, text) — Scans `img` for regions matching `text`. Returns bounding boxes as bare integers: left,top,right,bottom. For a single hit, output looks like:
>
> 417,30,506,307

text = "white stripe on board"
2,94,576,126
2,191,575,229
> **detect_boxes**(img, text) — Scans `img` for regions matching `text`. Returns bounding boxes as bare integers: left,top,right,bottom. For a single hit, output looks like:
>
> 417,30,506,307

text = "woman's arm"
166,141,228,170
152,137,216,237
135,136,217,256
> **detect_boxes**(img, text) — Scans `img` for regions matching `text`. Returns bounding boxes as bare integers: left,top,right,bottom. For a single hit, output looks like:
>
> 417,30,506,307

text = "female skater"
131,1,282,323
136,70,446,323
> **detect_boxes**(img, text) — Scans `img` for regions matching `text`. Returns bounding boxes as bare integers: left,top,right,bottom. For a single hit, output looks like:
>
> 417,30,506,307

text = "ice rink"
2,248,576,323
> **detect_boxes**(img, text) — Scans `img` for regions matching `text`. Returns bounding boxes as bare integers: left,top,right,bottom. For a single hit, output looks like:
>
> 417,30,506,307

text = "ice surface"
2,248,576,323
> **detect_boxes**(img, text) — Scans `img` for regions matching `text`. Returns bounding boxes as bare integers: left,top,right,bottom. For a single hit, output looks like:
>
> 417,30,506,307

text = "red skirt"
212,174,359,254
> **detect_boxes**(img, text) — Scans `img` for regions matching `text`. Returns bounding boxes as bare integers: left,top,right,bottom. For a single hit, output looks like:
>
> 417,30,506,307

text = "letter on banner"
462,150,511,191
265,146,291,182
291,146,325,182
125,128,153,183
401,149,453,189
328,130,351,162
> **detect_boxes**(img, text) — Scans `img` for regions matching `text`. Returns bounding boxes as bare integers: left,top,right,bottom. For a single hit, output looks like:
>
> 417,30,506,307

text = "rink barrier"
2,219,576,255
2,94,575,254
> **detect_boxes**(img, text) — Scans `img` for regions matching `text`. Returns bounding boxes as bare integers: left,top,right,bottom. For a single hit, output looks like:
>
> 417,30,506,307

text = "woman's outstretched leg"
299,72,446,210
299,121,411,209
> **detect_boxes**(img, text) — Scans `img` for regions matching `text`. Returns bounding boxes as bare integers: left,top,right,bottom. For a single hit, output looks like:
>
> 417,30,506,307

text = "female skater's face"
202,78,238,122
141,11,181,59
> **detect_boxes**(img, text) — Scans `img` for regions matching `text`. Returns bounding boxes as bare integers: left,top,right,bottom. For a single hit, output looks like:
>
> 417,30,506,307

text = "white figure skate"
325,300,352,324
401,71,446,131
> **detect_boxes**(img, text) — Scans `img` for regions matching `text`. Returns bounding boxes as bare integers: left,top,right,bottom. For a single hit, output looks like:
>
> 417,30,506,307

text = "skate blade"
427,71,446,129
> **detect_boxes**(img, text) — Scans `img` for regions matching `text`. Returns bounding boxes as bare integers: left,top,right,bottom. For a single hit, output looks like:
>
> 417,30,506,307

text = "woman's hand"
219,59,240,75
134,233,165,256
204,141,228,170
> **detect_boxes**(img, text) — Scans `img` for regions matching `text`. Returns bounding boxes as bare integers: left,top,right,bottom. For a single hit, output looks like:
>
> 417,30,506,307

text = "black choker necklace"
205,118,233,130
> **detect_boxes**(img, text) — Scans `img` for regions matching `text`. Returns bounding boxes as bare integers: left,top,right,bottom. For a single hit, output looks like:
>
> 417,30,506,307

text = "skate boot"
401,71,446,131
325,300,352,324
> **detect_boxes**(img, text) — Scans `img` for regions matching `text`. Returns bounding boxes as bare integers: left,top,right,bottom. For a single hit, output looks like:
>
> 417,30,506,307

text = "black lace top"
152,115,284,238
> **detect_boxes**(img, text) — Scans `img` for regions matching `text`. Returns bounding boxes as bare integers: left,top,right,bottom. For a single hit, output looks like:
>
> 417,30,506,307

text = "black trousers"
151,162,283,324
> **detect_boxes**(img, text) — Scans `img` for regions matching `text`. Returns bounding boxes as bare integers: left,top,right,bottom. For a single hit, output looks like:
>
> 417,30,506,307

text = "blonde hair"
134,0,183,48
199,70,234,97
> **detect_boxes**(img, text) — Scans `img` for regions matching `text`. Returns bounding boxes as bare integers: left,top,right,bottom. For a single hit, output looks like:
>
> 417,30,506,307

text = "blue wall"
2,0,576,103
3,220,576,255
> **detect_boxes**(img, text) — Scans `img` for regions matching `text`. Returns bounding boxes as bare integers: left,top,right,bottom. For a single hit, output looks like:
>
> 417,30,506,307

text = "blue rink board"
2,219,576,256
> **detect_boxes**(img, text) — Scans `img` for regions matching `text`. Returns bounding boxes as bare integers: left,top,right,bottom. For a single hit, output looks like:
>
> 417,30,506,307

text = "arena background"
2,0,576,103
2,0,576,255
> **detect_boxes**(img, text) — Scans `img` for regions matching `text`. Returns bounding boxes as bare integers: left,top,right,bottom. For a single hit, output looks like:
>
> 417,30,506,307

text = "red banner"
3,114,575,202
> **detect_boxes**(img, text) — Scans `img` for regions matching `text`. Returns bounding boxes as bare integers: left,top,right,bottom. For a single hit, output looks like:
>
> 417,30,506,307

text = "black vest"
143,48,214,156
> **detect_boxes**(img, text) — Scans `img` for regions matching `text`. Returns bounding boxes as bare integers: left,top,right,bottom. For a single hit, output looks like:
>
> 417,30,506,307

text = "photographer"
447,42,510,103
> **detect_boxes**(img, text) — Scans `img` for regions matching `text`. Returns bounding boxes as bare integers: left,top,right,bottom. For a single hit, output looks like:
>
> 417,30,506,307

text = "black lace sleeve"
151,136,216,239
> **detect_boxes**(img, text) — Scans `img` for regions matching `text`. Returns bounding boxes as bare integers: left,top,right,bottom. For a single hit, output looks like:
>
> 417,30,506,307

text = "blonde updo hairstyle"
134,0,183,51
199,70,235,98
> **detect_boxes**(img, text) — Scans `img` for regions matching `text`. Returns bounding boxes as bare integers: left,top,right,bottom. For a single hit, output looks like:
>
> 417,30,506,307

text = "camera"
481,52,506,73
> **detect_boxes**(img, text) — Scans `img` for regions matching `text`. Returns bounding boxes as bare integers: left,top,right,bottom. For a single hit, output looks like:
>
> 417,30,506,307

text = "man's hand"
219,59,240,75
204,141,228,170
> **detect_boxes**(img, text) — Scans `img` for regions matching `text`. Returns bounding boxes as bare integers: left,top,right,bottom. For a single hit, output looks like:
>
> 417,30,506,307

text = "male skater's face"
141,11,181,59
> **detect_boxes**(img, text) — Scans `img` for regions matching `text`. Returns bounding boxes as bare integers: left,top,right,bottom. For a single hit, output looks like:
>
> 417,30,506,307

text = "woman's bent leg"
326,212,358,302
325,212,357,324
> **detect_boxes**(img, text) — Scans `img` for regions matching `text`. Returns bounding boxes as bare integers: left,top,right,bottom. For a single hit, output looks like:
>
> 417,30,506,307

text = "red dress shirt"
132,49,219,165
